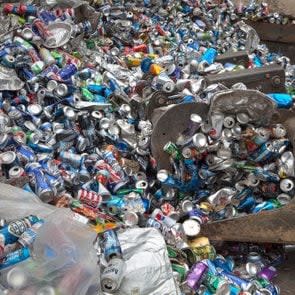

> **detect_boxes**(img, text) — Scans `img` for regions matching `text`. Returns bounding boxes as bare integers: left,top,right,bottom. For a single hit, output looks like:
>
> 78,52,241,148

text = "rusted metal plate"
151,102,209,171
205,64,286,93
216,50,249,67
200,198,295,244
246,21,295,44
264,40,295,63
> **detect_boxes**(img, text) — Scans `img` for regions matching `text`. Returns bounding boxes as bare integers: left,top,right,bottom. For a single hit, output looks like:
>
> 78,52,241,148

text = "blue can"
0,215,40,245
39,122,52,132
41,64,59,78
19,67,36,81
18,219,44,247
204,259,218,275
101,230,122,262
0,133,18,151
253,167,280,182
23,182,35,194
252,201,277,214
237,195,256,211
58,63,78,80
268,93,293,109
0,247,30,270
87,84,105,95
26,164,54,202
220,271,251,290
28,142,53,153
93,94,106,103
140,57,153,73
78,68,92,80
16,145,36,163
39,10,56,24
213,257,234,272
250,142,275,163
260,283,280,295
200,48,218,65
103,87,113,98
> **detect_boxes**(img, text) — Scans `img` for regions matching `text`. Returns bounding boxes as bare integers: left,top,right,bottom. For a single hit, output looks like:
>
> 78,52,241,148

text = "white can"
101,258,126,293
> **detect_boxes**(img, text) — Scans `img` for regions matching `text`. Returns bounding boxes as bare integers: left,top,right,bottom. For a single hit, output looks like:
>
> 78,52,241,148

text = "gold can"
188,236,210,248
199,202,214,213
191,245,216,261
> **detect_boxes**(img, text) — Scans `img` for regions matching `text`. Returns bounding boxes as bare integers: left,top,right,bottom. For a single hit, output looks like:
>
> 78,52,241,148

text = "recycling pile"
0,0,294,294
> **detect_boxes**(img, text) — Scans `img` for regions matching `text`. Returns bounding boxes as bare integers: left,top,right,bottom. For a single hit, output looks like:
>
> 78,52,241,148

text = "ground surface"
274,251,295,295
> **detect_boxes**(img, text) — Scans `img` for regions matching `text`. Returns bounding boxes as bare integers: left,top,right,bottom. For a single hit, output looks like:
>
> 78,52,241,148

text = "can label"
0,247,30,270
191,245,216,261
101,258,126,292
146,218,161,229
102,230,122,262
77,189,102,209
18,220,44,247
172,263,187,282
8,220,28,237
205,273,227,292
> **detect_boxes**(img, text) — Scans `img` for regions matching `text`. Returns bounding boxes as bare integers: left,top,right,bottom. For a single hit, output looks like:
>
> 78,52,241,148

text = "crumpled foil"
114,227,181,295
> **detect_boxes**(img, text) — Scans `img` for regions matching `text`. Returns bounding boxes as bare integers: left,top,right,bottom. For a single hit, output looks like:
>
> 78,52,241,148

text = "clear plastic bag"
0,184,100,295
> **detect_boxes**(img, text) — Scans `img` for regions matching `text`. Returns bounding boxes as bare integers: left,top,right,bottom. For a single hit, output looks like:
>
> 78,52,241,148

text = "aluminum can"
101,230,122,262
58,63,78,80
186,261,208,290
77,189,102,209
191,244,216,261
204,273,228,293
16,145,36,164
18,220,44,247
26,164,54,202
146,218,162,229
164,141,183,160
0,215,39,245
0,247,30,270
257,266,277,281
101,258,126,293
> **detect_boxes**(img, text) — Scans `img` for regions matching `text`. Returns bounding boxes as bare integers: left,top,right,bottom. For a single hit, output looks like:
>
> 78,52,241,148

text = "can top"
123,211,139,226
0,151,16,164
27,104,42,116
182,219,201,237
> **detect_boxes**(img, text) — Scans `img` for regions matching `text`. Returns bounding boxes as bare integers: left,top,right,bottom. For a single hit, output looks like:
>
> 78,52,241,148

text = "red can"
77,189,102,209
3,4,14,14
96,170,109,186
95,160,121,184
132,44,148,53
33,19,52,40
156,24,167,36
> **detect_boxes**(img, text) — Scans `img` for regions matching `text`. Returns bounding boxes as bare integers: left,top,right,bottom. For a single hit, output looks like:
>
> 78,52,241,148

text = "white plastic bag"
115,228,181,295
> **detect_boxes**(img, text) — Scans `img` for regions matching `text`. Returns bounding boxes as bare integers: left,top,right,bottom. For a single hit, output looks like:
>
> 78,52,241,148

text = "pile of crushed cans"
0,0,294,294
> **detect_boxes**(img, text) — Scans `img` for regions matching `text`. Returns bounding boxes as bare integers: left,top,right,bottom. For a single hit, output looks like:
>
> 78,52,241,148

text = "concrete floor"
274,252,295,295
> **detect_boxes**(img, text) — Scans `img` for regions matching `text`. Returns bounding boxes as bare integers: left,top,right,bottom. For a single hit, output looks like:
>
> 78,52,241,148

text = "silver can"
101,258,126,293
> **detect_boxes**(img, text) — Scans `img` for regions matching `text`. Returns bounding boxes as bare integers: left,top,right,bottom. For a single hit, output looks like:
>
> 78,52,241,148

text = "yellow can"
188,236,210,248
150,63,163,75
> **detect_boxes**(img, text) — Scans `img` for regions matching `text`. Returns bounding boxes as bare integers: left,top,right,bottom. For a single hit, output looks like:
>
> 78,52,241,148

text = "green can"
163,141,183,160
171,263,188,282
167,246,179,259
81,87,94,101
204,273,228,293
253,277,271,289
